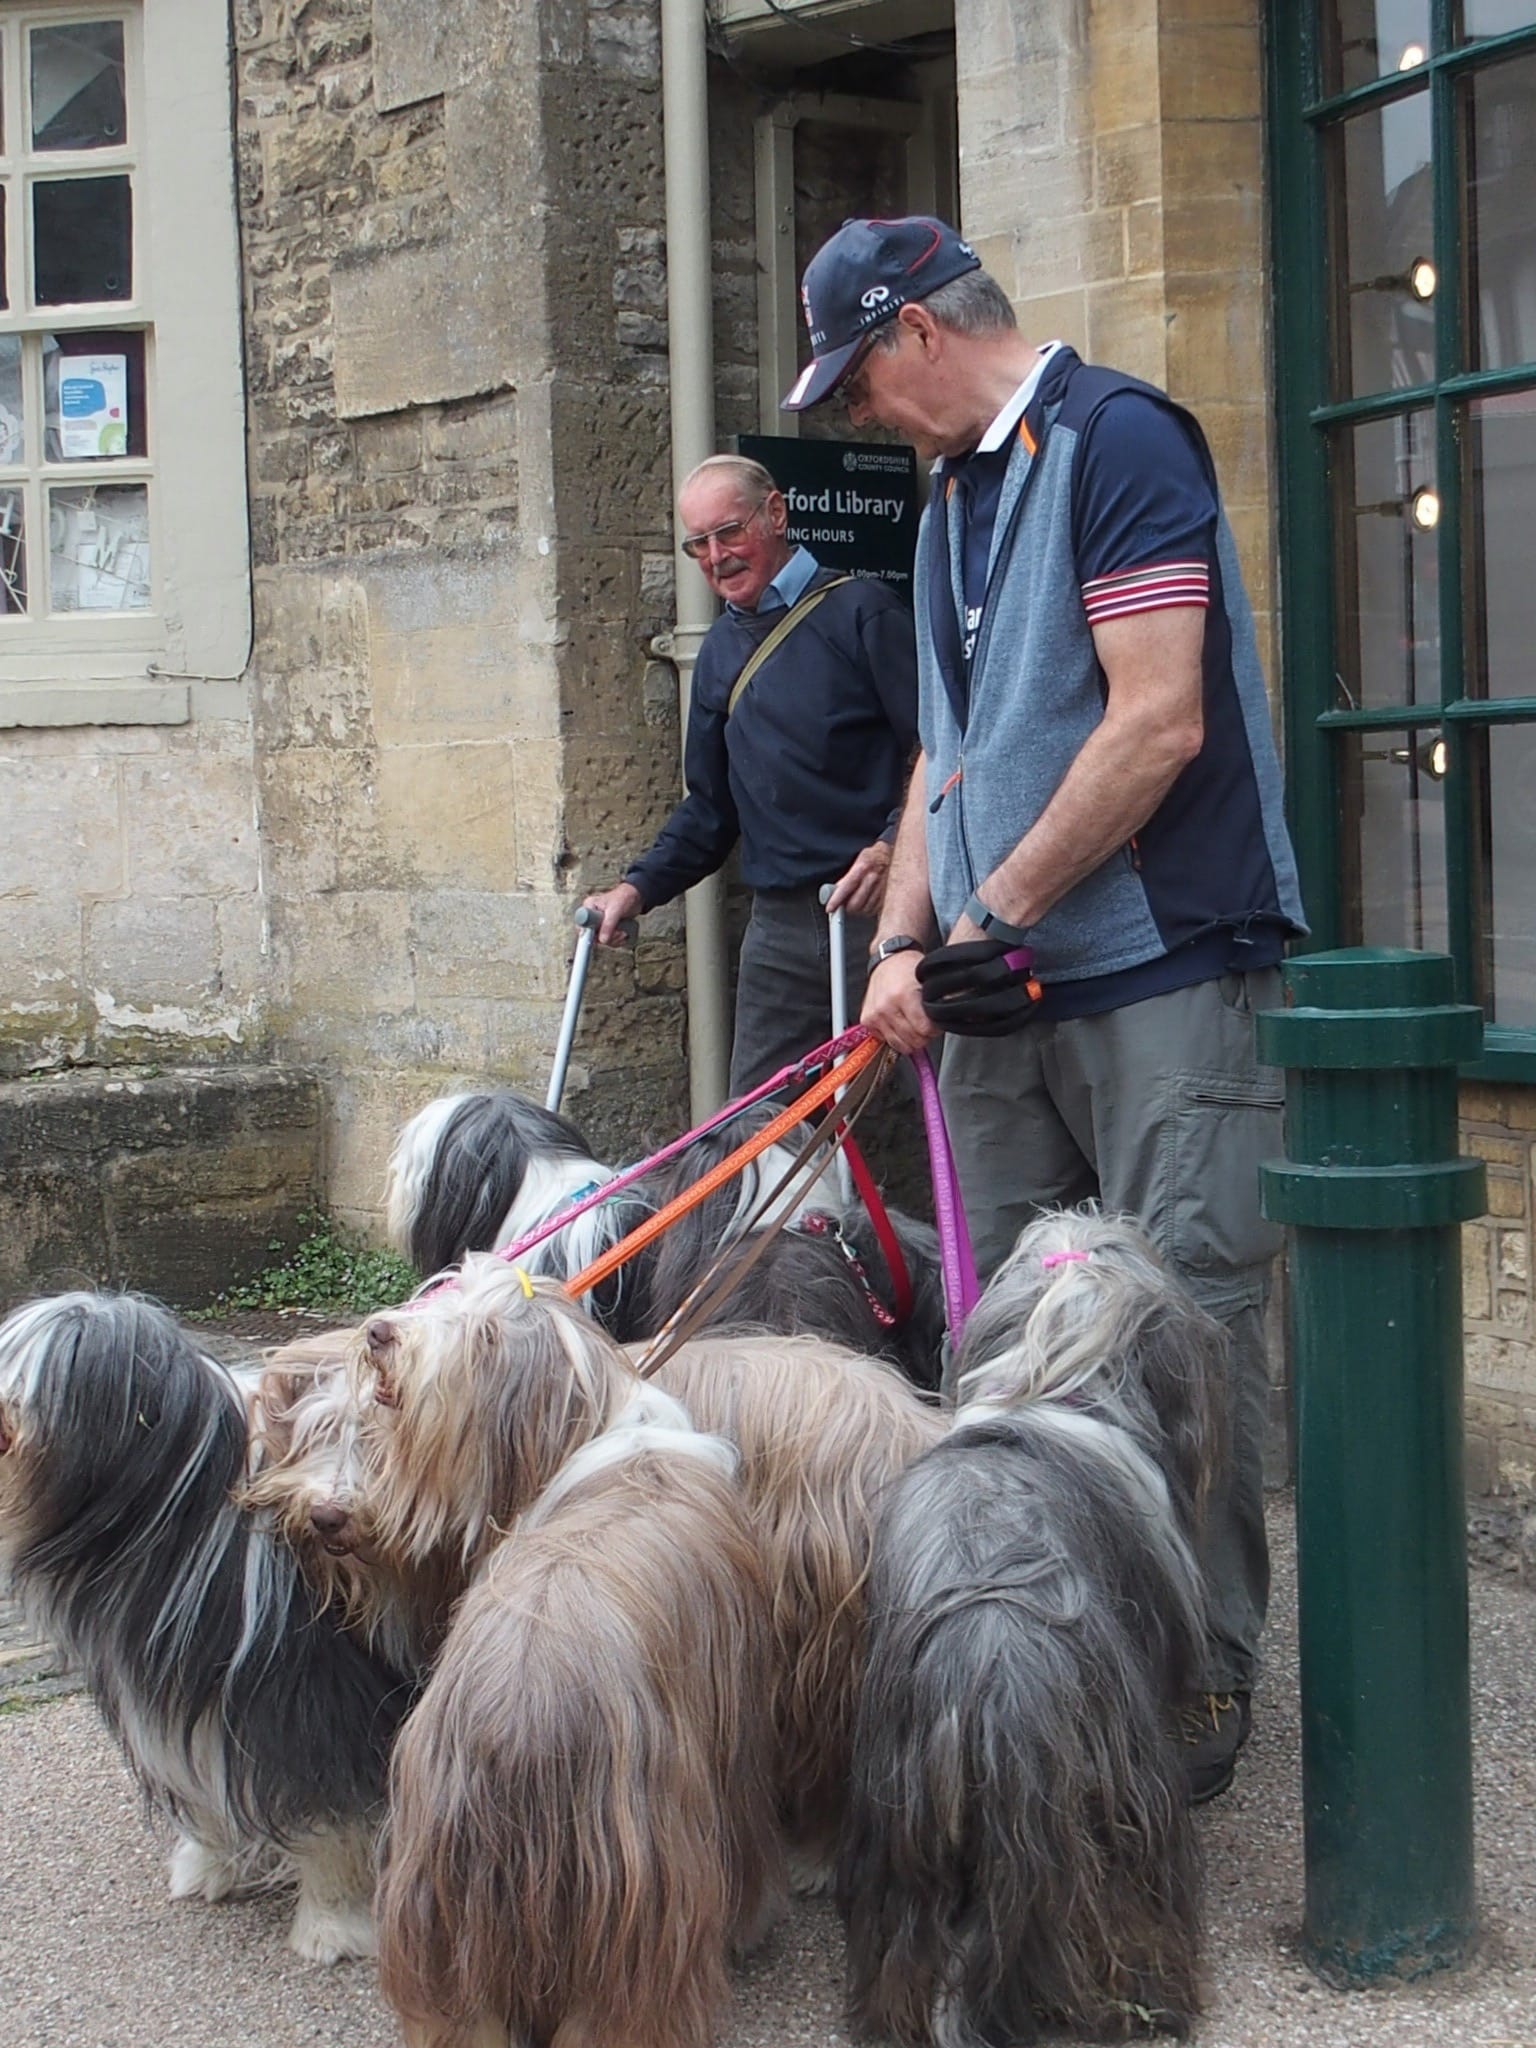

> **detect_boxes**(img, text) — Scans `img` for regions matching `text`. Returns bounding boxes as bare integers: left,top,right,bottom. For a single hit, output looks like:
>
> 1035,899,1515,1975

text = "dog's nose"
309,1501,352,1538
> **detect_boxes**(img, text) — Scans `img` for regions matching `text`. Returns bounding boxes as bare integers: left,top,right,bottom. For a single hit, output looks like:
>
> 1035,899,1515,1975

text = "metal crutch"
818,883,856,1207
546,906,635,1113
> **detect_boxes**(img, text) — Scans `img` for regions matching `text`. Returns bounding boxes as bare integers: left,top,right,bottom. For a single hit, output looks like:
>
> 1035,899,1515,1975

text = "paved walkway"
3,1501,1535,2047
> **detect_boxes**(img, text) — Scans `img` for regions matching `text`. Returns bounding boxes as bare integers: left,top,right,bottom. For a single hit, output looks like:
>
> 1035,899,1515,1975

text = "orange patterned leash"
562,1031,885,1304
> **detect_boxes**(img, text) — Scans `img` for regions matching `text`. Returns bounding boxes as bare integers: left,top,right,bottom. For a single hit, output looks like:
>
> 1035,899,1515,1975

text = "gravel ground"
2,1501,1534,2048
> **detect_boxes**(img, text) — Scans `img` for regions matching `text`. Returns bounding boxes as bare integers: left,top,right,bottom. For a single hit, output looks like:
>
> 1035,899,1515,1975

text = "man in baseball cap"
780,215,980,412
786,211,1306,1811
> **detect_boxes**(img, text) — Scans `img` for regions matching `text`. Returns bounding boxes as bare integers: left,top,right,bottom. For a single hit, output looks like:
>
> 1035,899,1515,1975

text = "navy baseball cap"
780,215,981,412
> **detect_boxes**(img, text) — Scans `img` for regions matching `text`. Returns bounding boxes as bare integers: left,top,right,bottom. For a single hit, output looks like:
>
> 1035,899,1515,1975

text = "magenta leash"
408,1027,877,1304
909,1047,980,1340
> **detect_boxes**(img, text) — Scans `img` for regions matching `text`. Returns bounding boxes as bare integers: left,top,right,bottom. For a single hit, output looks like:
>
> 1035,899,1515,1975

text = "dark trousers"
728,887,876,1096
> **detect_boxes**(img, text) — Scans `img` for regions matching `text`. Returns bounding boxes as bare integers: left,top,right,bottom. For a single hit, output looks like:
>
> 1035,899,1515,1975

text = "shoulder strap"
726,574,855,719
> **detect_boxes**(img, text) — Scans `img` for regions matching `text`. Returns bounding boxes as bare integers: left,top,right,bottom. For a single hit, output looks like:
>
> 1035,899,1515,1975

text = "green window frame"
1270,2,1536,1079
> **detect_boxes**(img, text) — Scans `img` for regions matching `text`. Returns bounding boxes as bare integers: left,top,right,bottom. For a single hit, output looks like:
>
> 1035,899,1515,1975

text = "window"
1271,0,1536,1074
0,0,248,726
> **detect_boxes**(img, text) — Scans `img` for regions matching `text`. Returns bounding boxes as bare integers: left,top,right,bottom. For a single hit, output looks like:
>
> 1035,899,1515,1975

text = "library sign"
738,434,920,602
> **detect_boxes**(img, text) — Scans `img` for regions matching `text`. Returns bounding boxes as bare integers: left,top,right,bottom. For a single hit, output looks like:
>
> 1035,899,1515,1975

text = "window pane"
1478,722,1536,1026
1469,391,1536,701
0,188,7,311
1333,93,1435,397
1335,410,1439,709
30,21,125,152
0,488,25,614
43,328,145,459
48,481,148,610
1468,53,1536,370
1324,0,1431,92
1339,728,1449,950
33,175,132,304
0,336,22,463
1463,2,1536,37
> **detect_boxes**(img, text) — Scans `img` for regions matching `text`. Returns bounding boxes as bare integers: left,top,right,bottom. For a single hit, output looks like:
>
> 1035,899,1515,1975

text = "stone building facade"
4,0,1536,1531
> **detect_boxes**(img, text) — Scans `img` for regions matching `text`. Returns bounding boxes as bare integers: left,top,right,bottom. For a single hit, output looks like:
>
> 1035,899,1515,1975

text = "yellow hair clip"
515,1266,534,1300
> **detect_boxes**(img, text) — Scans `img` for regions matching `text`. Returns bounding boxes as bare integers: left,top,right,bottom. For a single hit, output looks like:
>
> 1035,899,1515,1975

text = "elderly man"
585,453,918,1093
783,216,1307,1802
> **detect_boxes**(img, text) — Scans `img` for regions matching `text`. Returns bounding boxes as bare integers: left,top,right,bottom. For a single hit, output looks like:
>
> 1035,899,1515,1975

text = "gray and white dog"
837,1207,1226,2045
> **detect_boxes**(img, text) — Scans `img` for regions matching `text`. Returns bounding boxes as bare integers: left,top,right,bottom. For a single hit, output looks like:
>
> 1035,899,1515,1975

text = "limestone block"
87,897,221,1005
1095,122,1163,209
257,747,345,896
1163,193,1262,273
1460,1083,1506,1122
512,737,566,893
1161,117,1261,202
372,742,520,888
215,893,271,1001
1465,1221,1494,1322
1503,1090,1536,1131
1488,1170,1527,1219
1467,1330,1536,1397
1126,200,1164,277
1086,275,1170,386
959,55,1068,167
121,759,262,900
1497,1289,1529,1329
0,891,82,1008
1017,207,1129,293
277,890,416,1017
588,0,659,79
1469,1132,1525,1165
1088,23,1162,140
332,240,518,419
0,759,122,899
1013,286,1090,353
365,553,561,747
1501,1228,1529,1283
970,141,1095,252
1189,399,1270,504
410,888,566,1002
425,393,522,465
1166,274,1266,404
1160,24,1263,124
354,411,424,479
371,0,523,111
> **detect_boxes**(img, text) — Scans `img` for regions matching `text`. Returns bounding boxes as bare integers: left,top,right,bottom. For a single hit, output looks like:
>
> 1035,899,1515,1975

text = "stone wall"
0,1065,321,1310
235,0,688,1220
953,0,1276,685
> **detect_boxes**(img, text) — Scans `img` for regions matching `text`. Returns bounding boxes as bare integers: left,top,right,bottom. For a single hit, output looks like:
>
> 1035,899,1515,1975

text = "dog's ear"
363,1319,401,1407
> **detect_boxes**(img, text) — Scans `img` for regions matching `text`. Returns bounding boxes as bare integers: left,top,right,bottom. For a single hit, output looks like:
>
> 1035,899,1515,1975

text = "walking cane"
546,906,635,1114
818,884,856,1208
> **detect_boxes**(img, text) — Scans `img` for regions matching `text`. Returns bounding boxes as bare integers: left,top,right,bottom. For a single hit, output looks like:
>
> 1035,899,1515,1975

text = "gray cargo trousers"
938,967,1285,1694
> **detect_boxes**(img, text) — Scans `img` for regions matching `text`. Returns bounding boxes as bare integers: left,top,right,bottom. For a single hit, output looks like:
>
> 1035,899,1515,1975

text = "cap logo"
859,284,892,310
958,239,976,258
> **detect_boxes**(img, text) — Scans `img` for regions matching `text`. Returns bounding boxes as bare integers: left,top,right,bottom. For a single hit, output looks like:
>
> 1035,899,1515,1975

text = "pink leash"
409,1027,876,1304
909,1048,980,1339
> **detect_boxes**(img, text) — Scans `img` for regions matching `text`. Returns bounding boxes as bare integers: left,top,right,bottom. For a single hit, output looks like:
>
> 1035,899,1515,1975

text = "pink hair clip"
1040,1249,1090,1269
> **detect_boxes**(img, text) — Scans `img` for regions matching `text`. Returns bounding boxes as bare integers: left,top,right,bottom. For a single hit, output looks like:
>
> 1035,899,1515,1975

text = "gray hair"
869,268,1018,351
679,454,780,504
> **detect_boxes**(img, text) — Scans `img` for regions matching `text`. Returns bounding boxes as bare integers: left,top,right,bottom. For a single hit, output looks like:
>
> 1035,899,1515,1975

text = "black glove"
916,938,1043,1037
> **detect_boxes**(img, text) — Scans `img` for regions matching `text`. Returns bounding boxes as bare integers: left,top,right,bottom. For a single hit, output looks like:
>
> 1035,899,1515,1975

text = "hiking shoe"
1180,1690,1252,1805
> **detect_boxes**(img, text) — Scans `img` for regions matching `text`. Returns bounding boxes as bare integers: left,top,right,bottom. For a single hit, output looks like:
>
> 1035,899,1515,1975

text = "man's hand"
825,841,892,917
860,949,938,1054
581,882,644,944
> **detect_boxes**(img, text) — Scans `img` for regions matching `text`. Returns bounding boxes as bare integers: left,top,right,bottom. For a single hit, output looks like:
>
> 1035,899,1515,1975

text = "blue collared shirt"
731,545,819,616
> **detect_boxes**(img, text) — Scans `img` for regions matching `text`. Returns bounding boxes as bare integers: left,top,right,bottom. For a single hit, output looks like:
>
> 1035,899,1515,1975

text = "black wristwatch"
963,892,1032,947
868,933,924,970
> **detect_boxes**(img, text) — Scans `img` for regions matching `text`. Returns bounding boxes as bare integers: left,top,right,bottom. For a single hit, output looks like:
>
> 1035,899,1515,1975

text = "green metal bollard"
1256,948,1485,1986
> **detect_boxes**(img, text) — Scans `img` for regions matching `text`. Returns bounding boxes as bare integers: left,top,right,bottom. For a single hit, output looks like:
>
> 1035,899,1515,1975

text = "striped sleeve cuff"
1081,559,1210,625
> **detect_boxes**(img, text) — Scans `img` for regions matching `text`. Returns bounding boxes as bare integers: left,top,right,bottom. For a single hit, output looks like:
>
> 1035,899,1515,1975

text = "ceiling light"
1409,258,1437,300
1410,487,1440,530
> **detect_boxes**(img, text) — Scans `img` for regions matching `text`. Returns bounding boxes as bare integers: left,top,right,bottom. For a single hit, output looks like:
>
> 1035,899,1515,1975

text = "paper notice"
58,353,128,458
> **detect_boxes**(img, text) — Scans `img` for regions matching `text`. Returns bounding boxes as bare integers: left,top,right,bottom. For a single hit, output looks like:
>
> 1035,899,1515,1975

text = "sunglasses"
680,500,768,561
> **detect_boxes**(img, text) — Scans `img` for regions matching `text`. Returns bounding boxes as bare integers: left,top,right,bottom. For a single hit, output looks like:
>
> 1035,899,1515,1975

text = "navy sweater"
626,568,918,905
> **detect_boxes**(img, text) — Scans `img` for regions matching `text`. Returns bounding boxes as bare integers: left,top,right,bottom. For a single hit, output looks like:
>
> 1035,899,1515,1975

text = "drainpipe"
659,0,730,1120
